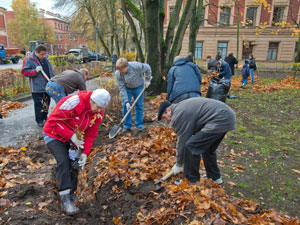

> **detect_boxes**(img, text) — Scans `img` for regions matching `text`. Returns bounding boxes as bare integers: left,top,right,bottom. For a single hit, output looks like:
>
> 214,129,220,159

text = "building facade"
166,0,299,65
3,8,86,55
0,7,8,47
40,9,86,55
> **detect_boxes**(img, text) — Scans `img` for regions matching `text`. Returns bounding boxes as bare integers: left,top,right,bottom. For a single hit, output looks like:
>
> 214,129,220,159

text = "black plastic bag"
206,77,230,102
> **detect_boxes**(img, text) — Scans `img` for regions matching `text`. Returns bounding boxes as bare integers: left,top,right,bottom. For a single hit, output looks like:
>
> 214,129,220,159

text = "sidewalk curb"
11,74,110,103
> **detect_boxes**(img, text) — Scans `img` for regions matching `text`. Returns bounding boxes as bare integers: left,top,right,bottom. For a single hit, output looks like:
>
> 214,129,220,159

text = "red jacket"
43,91,103,155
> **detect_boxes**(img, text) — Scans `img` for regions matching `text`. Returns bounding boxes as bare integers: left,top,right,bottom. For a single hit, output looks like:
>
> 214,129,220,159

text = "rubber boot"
60,191,79,215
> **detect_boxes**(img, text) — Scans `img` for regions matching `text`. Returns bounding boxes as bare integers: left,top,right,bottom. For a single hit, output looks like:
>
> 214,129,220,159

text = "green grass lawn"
218,79,300,218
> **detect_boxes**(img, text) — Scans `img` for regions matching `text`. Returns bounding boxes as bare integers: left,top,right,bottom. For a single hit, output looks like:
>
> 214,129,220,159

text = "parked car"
68,46,89,63
88,51,108,61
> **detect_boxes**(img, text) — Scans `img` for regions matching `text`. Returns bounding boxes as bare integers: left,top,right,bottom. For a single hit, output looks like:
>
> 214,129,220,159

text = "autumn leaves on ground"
1,75,300,224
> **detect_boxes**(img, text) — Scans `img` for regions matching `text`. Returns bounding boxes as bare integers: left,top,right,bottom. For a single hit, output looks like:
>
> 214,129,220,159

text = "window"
59,34,62,41
272,7,285,26
55,22,57,29
267,42,279,60
246,7,257,27
195,42,203,59
217,42,228,58
69,34,73,41
220,7,231,26
74,34,77,41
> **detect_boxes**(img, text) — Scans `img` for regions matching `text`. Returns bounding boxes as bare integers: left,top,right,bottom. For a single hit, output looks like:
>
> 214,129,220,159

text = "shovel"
153,170,174,191
109,83,146,139
41,69,50,82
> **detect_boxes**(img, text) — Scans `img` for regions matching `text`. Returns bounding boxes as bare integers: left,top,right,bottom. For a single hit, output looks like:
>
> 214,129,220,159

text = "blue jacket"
218,61,232,80
242,63,250,79
21,53,54,93
167,57,202,102
111,54,118,63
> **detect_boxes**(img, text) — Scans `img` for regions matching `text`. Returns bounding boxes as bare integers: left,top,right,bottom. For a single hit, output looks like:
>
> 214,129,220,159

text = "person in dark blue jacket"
21,45,54,127
216,60,236,99
167,56,202,104
242,60,250,88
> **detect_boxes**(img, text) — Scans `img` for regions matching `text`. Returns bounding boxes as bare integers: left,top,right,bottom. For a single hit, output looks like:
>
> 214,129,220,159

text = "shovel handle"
41,69,50,82
160,170,174,181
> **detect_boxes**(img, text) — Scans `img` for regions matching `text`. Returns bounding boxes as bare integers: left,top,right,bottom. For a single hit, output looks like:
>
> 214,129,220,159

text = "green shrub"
48,55,77,67
120,51,136,61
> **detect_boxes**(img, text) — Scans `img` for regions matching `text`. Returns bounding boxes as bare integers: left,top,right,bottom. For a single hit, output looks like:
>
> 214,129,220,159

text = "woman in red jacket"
43,89,110,215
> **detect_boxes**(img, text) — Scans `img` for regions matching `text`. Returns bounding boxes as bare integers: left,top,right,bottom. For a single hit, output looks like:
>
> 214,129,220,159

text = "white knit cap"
91,89,111,108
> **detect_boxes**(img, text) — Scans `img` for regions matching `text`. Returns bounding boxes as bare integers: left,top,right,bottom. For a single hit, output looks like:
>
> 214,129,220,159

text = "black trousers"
183,131,226,183
32,92,50,124
47,140,78,192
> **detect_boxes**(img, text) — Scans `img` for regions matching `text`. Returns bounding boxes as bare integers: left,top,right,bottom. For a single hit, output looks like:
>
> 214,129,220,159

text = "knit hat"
157,101,172,120
91,89,111,108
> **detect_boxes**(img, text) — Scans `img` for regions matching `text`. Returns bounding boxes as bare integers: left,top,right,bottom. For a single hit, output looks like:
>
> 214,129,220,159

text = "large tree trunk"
121,0,145,62
189,0,203,56
168,0,196,65
143,0,162,93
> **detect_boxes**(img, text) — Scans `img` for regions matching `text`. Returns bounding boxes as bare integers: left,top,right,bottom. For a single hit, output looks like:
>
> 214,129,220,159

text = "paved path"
0,77,110,147
0,59,23,70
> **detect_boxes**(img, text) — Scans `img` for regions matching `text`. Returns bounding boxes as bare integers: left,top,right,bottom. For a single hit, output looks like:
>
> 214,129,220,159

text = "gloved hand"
78,153,87,169
36,66,43,72
172,163,183,175
125,102,131,111
71,134,84,149
145,81,151,88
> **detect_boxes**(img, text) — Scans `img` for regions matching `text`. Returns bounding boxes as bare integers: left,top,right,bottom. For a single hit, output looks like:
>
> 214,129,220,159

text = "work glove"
125,102,131,111
145,81,151,88
71,134,84,149
172,163,183,175
36,66,43,72
78,153,87,170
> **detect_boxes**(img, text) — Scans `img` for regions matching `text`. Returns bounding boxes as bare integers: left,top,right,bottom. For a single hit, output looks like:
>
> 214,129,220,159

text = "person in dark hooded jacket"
242,60,250,88
216,60,236,99
224,52,238,75
167,56,202,104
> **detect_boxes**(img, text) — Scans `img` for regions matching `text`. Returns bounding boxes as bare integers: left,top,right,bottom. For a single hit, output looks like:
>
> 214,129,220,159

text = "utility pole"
96,24,98,61
236,0,240,63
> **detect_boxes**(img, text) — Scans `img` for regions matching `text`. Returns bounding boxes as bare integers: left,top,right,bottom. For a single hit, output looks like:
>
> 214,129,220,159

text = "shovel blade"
109,125,121,139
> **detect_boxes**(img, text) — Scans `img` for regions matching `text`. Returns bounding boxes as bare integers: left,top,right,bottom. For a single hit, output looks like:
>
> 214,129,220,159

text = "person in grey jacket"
167,56,202,104
45,68,89,103
157,97,236,185
115,58,152,132
21,45,54,127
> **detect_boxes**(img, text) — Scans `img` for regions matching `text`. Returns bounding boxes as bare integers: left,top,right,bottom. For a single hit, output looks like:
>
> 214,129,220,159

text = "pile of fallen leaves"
202,75,300,94
76,125,299,224
149,93,168,110
0,69,22,87
0,146,45,198
0,101,27,117
99,72,112,77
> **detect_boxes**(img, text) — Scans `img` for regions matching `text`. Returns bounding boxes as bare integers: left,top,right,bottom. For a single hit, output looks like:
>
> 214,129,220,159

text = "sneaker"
137,127,144,132
213,177,223,184
122,128,131,132
174,179,198,185
201,174,223,184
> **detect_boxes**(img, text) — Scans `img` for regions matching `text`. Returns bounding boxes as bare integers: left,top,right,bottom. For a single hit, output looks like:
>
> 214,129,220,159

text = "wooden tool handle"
161,170,174,181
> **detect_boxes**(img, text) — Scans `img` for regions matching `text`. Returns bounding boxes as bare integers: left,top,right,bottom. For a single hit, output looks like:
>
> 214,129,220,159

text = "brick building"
166,0,299,65
39,9,86,55
0,7,8,47
3,8,86,55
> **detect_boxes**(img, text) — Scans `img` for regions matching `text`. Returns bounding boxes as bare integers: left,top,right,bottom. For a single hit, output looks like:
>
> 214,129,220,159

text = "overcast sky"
0,0,69,15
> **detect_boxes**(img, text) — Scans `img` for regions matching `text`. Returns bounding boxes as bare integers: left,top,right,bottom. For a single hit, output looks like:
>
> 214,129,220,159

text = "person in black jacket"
225,52,238,75
215,52,222,61
248,54,256,83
